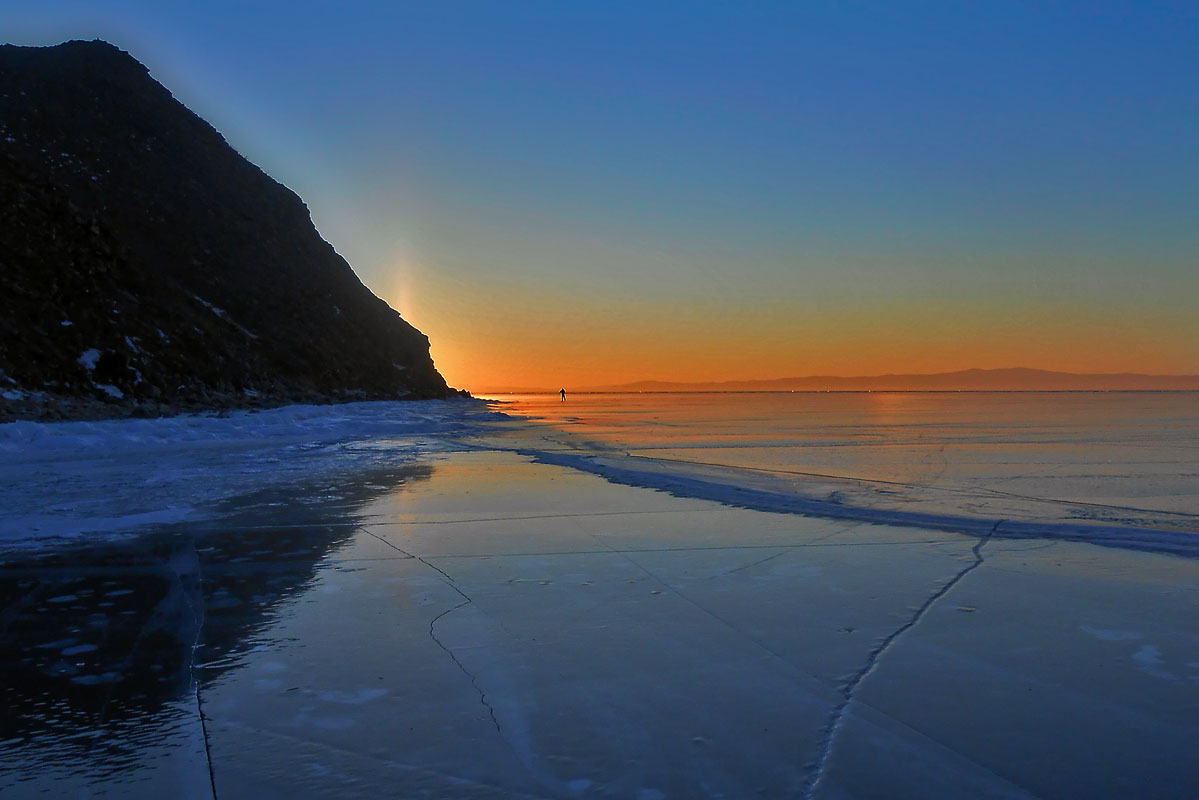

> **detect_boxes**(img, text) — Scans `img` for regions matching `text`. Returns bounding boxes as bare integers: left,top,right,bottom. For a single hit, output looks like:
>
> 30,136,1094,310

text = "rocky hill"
0,40,459,421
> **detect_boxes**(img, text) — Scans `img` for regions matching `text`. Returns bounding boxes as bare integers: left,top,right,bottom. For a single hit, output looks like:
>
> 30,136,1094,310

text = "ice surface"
511,447,1198,556
1,395,1196,798
2,449,1195,798
485,392,1199,556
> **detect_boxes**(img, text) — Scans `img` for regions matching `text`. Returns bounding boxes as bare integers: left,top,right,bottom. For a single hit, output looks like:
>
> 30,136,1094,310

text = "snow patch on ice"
1081,625,1141,642
1132,645,1177,680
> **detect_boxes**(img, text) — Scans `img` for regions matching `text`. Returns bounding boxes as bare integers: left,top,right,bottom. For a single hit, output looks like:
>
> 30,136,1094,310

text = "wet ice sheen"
487,392,1199,555
1,394,1197,798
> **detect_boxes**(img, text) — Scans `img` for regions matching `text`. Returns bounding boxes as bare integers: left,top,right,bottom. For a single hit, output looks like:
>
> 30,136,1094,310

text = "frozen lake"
489,391,1199,554
1,394,1196,797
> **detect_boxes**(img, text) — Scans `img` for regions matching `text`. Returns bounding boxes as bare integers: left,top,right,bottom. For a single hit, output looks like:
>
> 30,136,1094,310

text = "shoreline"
0,398,488,552
0,387,471,425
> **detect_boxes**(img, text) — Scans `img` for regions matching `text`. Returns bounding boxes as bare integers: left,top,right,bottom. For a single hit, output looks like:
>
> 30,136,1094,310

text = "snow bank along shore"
0,399,493,549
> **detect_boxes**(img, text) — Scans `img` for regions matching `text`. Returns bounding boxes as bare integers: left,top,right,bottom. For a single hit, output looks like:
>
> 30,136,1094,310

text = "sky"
7,1,1199,390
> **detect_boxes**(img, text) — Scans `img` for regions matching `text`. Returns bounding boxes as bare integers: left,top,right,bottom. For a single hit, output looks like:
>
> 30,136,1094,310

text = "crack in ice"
563,517,810,678
359,528,504,737
427,599,503,735
800,521,1001,799
174,537,219,800
720,548,788,576
193,656,219,800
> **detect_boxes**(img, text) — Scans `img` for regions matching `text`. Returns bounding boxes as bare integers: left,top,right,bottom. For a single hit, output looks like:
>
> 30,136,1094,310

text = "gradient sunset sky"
8,2,1198,390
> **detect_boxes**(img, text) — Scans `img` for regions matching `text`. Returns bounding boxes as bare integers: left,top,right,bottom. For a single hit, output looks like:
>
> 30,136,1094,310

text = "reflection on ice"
0,465,430,796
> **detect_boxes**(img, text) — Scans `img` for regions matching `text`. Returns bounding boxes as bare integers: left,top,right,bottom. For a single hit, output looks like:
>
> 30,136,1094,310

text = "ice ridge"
513,449,1198,558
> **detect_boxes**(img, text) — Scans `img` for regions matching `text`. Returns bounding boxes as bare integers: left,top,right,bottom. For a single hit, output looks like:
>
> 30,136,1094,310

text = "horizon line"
471,366,1199,395
476,389,1199,395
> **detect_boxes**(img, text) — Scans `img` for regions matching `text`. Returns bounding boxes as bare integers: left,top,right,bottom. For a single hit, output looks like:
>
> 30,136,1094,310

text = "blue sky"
7,2,1198,386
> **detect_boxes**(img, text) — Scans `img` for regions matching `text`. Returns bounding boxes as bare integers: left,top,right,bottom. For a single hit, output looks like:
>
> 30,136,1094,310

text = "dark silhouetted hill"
0,40,459,421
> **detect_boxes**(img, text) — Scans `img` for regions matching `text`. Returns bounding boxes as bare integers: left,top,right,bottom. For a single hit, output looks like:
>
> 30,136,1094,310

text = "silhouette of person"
560,388,566,402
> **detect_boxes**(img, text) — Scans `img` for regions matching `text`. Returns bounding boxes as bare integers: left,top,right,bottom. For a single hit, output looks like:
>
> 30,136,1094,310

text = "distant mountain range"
490,368,1199,393
1,40,458,421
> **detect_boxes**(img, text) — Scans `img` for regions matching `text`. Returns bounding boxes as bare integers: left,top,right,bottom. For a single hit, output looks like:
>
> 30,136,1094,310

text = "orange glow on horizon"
386,273,1199,392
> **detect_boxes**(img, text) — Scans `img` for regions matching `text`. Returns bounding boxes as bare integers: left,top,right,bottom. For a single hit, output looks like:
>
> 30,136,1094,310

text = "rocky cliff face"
0,40,457,421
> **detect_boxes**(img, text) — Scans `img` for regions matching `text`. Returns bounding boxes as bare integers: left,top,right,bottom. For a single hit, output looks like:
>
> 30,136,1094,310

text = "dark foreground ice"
1,446,1196,799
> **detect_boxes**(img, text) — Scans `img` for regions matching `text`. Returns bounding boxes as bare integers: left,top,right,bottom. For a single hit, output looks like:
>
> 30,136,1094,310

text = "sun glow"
380,253,418,322
389,266,1199,392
